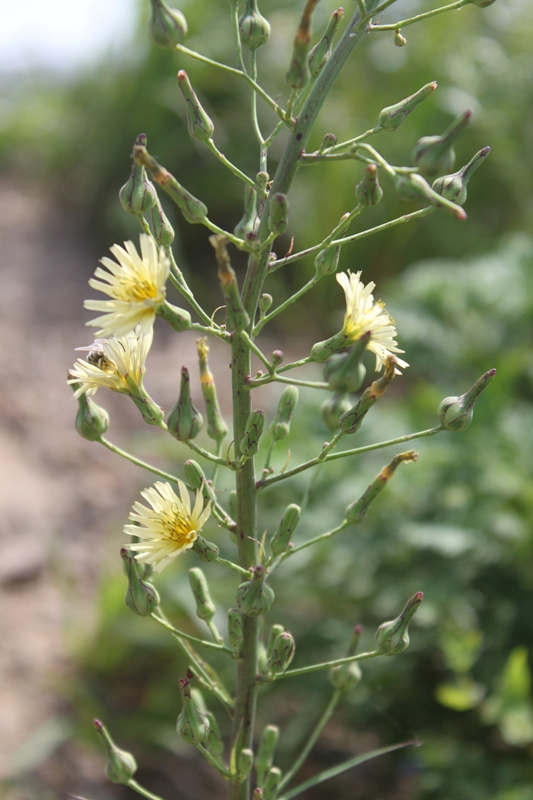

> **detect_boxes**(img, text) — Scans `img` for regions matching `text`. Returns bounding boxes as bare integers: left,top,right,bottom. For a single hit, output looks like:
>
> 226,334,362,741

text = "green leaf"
435,677,485,711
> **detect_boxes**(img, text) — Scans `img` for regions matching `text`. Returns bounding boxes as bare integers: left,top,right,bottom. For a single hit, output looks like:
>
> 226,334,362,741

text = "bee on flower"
68,331,153,398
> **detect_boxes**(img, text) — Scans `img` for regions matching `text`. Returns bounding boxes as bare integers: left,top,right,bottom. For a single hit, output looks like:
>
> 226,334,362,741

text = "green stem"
127,779,166,800
205,139,265,196
230,0,247,74
151,613,232,653
215,556,251,577
281,521,351,560
250,50,264,147
369,0,469,31
166,250,216,328
197,743,232,778
98,437,178,483
268,649,382,681
328,126,382,153
246,374,330,391
253,276,319,335
239,330,273,372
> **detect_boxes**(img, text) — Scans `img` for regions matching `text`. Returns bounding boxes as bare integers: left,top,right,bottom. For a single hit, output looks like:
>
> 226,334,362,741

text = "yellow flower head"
124,481,211,573
337,270,409,373
85,234,170,337
67,330,153,398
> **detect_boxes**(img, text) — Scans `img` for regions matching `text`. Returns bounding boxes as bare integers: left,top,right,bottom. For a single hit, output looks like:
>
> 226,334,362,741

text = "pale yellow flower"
67,331,153,398
124,481,211,573
337,270,409,373
84,234,170,337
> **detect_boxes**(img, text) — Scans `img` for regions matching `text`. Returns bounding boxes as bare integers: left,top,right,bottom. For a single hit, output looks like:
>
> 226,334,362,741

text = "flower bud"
269,386,298,443
314,246,340,277
323,335,369,393
240,409,266,461
267,193,289,238
237,749,254,780
321,393,352,432
129,390,166,427
176,678,211,745
167,367,203,441
319,132,337,152
93,719,137,784
355,164,383,206
345,451,418,524
121,548,160,616
256,725,279,786
329,661,362,691
191,535,219,563
70,378,109,441
265,624,285,662
308,8,343,77
148,0,187,48
432,146,490,206
271,350,283,368
204,711,224,757
271,504,300,556
256,171,269,191
253,789,264,800
438,368,496,432
378,81,437,131
119,134,157,215
197,338,228,445
412,109,472,178
239,0,271,49
150,196,175,245
263,767,282,800
228,608,244,656
184,458,208,493
394,172,467,221
189,567,216,622
394,30,407,47
286,36,310,89
237,565,275,617
177,70,215,144
258,293,273,316
310,331,352,363
266,632,295,675
467,0,496,6
210,235,250,332
158,300,192,332
339,356,397,434
235,185,260,242
375,592,423,655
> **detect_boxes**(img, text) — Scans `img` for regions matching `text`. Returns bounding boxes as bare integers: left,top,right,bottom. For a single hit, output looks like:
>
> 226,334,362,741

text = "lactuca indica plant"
68,1,498,798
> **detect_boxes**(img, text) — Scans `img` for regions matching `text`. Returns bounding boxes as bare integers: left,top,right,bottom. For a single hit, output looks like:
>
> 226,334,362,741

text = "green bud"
375,592,423,655
339,356,397,434
394,172,467,221
256,171,269,191
93,719,137,784
355,163,383,206
308,8,343,77
184,459,207,492
148,0,187,47
267,193,289,237
70,379,109,441
256,725,279,787
323,335,369,393
314,246,340,277
228,608,244,656
266,624,285,662
176,679,211,745
239,0,271,50
319,132,337,152
467,0,496,6
286,35,310,89
266,632,295,675
189,567,216,622
378,81,437,131
191,535,219,563
263,767,282,800
158,300,192,332
412,109,472,177
237,749,254,780
432,146,490,206
269,386,298,443
394,30,407,47
121,548,160,616
345,451,418,524
438,368,496,432
329,661,362,691
271,350,283,368
167,367,203,441
310,331,351,363
129,390,166,427
235,185,260,242
177,70,215,143
258,293,273,316
240,409,266,460
321,393,352,433
237,565,275,617
119,134,157,215
204,711,224,757
150,196,175,245
271,504,300,556
197,338,228,445
210,235,250,332
254,789,264,800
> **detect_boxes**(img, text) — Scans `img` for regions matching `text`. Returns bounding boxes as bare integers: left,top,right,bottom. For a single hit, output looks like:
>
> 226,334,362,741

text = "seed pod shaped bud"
271,350,283,368
93,719,137,784
267,193,289,238
235,185,260,242
438,368,496,432
467,0,496,6
158,300,192,332
319,132,337,152
345,451,418,524
314,246,340,277
210,235,250,332
339,356,397,434
197,338,228,445
256,725,279,786
148,0,187,47
308,8,343,77
269,386,299,443
189,567,216,622
240,409,266,460
394,173,467,221
129,391,166,427
121,548,160,616
321,393,352,432
266,632,296,675
133,143,208,224
237,565,275,617
394,30,407,47
184,459,207,492
150,196,175,245
119,135,157,215
323,334,369,393
355,164,383,206
239,0,271,50
177,70,215,144
378,82,437,132
266,624,285,662
177,679,211,745
167,367,203,441
329,660,362,691
258,293,273,316
412,109,473,177
192,535,219,563
263,767,283,800
236,749,254,780
203,711,224,757
228,608,244,656
271,504,301,556
432,146,490,206
70,379,109,441
375,592,423,655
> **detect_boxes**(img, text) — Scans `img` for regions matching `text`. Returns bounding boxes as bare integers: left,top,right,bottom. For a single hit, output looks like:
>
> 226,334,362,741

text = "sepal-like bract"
355,164,383,206
308,8,343,77
345,451,418,524
266,632,295,675
189,567,216,622
121,548,160,616
269,386,298,443
378,81,437,131
412,109,472,177
237,566,275,617
256,725,279,787
197,338,228,445
119,134,157,215
339,356,397,434
176,679,211,745
432,146,490,206
177,70,215,144
376,592,423,655
267,193,289,237
228,608,244,656
93,719,137,784
167,367,203,441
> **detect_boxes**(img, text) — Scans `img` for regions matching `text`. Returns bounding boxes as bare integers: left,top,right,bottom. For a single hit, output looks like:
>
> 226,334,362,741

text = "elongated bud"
210,235,250,332
197,338,228,445
266,632,295,675
329,624,363,691
70,378,109,440
271,504,300,556
256,725,279,786
263,767,282,800
177,70,215,143
133,143,208,224
267,193,289,237
158,300,192,332
339,357,397,434
176,679,211,745
184,458,207,492
93,720,137,784
412,109,473,177
394,172,467,221
355,164,383,206
191,535,219,563
240,409,265,460
438,368,496,432
286,36,310,89
375,592,423,655
266,624,285,662
167,367,203,441
432,146,490,206
119,134,157,215
228,608,244,656
189,567,216,622
314,246,340,277
237,565,275,617
204,711,224,757
237,749,254,780
121,548,160,616
148,0,187,47
150,196,175,245
321,393,352,432
235,185,260,242
345,451,418,524
270,386,298,443
323,335,369,393
239,0,271,49
379,82,437,131
310,331,354,363
308,8,343,77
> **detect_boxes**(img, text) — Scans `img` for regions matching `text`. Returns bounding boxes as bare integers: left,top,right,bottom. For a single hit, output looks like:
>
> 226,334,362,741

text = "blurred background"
1,1,533,799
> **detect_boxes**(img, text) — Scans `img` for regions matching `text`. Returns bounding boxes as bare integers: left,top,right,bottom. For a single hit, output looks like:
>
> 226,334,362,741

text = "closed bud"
432,146,490,206
184,459,207,492
286,36,310,89
204,711,224,757
310,331,351,363
345,451,418,524
158,300,192,332
210,235,250,332
271,504,300,556
355,164,383,206
177,70,215,143
239,0,271,49
167,367,203,441
266,624,285,661
412,109,472,177
308,8,343,77
394,172,467,221
266,632,295,675
263,767,282,800
228,608,244,656
150,196,175,245
438,368,496,432
235,185,260,241
121,548,160,616
394,30,407,47
271,350,283,368
191,535,219,563
240,409,266,461
197,338,228,445
467,0,496,6
319,132,337,152
237,749,254,780
119,135,157,215
70,378,109,441
378,81,437,131
269,386,298,443
329,661,362,691
314,246,340,277
237,565,275,617
258,293,273,316
129,391,166,427
375,592,423,655
323,335,369,393
339,356,397,434
93,719,137,785
256,725,279,786
253,789,264,800
189,567,216,622
256,171,269,191
148,0,187,47
321,393,352,432
177,679,211,745
267,193,289,237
